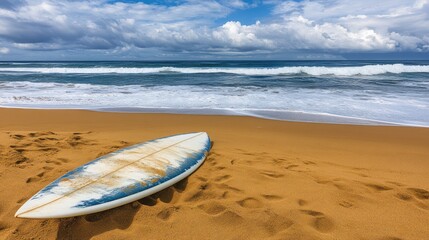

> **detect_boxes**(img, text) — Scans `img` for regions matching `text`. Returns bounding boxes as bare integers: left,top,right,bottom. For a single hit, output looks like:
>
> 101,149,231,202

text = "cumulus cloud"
0,0,428,57
270,0,429,51
0,47,9,54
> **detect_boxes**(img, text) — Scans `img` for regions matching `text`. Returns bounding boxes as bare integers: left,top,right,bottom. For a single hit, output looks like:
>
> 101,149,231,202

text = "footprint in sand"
300,210,323,217
284,164,299,170
0,222,8,231
332,181,355,192
261,194,283,201
264,211,294,236
364,183,393,191
314,178,332,185
10,143,32,148
106,141,130,151
12,148,26,154
66,136,81,147
297,199,308,206
221,191,230,199
218,183,242,193
237,197,263,208
184,183,216,202
339,200,354,208
58,158,70,163
212,210,243,225
313,217,335,233
407,188,429,200
26,171,46,183
395,192,413,201
300,209,335,233
303,160,316,165
29,131,57,138
12,153,29,166
16,197,27,204
11,134,25,140
214,175,231,182
195,176,208,182
66,132,97,148
45,159,63,166
10,132,61,154
397,188,429,210
205,152,219,166
157,206,179,221
35,137,59,143
28,132,39,138
38,147,60,153
386,181,405,187
199,183,209,191
260,170,284,179
198,201,226,215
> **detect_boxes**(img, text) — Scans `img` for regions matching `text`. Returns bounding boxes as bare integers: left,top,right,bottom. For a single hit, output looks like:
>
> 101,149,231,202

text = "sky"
0,0,428,60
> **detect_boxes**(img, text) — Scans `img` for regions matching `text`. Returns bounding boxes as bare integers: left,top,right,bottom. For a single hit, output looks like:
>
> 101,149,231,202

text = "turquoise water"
0,61,428,126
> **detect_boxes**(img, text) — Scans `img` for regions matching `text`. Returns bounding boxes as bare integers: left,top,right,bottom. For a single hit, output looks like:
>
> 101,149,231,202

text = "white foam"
1,81,428,126
1,64,429,76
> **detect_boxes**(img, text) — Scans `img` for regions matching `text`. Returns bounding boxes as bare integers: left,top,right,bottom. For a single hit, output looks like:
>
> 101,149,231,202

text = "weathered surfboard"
15,132,211,219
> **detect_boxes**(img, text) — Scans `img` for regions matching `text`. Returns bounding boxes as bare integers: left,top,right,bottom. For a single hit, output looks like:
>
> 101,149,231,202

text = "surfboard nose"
15,206,26,218
15,200,38,218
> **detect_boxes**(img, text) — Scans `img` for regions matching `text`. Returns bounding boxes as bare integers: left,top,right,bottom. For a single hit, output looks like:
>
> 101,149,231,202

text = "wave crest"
0,64,429,76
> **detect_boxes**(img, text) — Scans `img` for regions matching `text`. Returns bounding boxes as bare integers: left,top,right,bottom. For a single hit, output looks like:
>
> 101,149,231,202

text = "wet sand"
0,108,428,240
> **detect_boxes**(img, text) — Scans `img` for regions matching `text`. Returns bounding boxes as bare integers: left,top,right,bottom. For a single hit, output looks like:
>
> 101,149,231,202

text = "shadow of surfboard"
56,177,190,240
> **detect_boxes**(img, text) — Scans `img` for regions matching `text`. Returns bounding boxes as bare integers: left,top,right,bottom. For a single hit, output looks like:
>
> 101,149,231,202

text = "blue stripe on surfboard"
30,141,150,200
73,138,210,208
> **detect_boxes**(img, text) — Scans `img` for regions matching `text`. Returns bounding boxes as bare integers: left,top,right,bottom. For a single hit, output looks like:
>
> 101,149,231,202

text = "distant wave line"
1,64,429,76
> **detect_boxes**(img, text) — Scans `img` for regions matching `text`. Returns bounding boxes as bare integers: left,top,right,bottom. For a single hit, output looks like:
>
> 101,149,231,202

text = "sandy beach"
1,107,428,240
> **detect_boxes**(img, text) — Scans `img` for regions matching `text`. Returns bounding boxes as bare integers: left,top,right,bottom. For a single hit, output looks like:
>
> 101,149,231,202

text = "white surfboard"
15,132,211,219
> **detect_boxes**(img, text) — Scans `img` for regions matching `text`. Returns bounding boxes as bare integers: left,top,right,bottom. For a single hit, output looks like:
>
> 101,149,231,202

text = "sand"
0,108,428,240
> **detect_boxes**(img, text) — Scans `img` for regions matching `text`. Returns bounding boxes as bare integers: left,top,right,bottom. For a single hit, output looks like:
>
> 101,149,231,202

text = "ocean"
1,60,428,126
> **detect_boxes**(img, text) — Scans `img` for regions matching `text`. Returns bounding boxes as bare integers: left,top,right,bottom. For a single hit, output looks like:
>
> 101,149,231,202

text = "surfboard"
15,132,211,219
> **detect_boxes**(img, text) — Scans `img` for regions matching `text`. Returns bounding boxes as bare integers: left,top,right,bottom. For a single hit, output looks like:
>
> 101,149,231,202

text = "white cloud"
0,47,9,54
0,0,427,56
220,0,249,9
212,21,275,50
270,0,429,51
211,16,398,51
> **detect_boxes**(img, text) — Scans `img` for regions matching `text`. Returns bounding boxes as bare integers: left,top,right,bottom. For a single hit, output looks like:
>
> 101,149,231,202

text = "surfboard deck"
15,132,211,219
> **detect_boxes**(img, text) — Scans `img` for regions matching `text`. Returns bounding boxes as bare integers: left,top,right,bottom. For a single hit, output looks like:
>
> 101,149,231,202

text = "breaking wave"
1,64,429,76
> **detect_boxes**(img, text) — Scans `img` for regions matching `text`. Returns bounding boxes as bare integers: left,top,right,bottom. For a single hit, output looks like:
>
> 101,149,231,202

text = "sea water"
0,61,428,126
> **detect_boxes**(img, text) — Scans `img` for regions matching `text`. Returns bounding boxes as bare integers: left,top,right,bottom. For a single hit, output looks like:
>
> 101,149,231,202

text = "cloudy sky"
0,0,428,60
